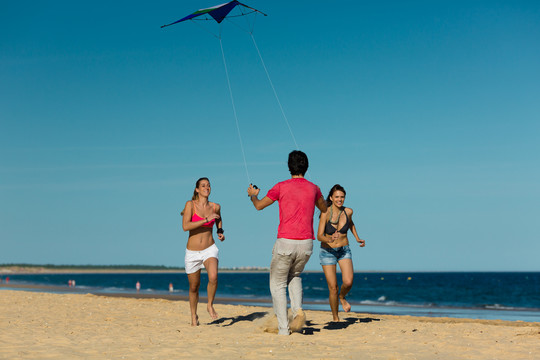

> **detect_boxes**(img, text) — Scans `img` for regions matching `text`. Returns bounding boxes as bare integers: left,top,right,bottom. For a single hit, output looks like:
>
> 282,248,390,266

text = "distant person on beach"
247,150,327,335
181,177,225,326
317,184,365,321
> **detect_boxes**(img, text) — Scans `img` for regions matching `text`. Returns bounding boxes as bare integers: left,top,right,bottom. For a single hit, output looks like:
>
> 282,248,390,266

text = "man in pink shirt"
247,151,327,335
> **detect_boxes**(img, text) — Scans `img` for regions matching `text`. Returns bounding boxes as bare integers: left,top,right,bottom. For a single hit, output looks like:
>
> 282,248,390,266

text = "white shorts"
184,243,219,274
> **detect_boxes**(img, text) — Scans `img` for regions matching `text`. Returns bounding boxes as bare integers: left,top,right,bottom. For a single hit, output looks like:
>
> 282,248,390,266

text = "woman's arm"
182,201,218,232
215,204,225,241
348,208,365,247
317,210,335,244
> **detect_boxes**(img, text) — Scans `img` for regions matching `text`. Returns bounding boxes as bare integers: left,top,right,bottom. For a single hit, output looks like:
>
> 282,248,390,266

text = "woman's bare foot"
191,315,199,326
340,297,351,312
207,305,219,320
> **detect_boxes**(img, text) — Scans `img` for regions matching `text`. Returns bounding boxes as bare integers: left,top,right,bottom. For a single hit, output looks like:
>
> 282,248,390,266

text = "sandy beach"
1,290,538,359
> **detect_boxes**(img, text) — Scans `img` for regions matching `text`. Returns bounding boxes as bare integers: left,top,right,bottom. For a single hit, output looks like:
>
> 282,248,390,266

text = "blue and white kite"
161,1,266,27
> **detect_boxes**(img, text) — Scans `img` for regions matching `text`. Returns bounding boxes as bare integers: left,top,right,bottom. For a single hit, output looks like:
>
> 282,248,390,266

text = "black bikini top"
325,209,350,235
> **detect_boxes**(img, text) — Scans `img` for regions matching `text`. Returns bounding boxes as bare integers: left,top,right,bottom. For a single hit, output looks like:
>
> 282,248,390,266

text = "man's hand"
247,184,260,197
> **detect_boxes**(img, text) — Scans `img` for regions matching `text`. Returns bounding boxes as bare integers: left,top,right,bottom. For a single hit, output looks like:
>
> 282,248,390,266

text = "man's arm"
251,195,274,210
247,184,275,210
315,195,327,213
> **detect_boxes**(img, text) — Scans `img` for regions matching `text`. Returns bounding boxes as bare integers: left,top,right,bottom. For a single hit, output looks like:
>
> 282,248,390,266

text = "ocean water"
3,272,539,323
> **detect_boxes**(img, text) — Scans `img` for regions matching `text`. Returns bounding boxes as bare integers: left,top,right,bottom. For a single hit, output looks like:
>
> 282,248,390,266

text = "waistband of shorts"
321,244,350,250
185,243,217,254
276,238,313,245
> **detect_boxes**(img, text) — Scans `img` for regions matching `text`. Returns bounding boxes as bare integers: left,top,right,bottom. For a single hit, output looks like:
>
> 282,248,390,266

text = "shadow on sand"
209,311,268,327
209,312,380,335
301,316,380,335
323,316,380,330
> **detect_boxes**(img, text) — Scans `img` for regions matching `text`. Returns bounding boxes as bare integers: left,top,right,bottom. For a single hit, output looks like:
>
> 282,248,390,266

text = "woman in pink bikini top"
190,202,216,228
182,177,224,250
181,177,225,326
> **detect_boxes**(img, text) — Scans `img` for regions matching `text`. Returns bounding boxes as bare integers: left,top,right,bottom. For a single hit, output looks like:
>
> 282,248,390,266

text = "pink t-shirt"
266,178,323,240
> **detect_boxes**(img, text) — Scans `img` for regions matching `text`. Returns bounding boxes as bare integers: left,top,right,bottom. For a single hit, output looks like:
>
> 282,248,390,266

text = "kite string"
219,37,252,184
250,33,299,150
191,19,220,39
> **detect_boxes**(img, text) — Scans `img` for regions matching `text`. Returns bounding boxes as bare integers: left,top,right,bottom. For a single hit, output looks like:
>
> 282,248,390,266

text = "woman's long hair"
181,177,210,216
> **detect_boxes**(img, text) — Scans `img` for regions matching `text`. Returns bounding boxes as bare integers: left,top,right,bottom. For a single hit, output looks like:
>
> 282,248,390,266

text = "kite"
162,2,298,184
161,1,267,28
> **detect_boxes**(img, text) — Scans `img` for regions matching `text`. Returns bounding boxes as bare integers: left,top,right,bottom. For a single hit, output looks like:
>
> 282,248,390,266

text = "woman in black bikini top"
324,207,350,235
317,184,366,322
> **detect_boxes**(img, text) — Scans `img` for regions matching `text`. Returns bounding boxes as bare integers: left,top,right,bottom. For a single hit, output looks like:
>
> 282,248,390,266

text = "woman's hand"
323,233,337,244
207,213,220,221
357,238,366,247
217,233,225,241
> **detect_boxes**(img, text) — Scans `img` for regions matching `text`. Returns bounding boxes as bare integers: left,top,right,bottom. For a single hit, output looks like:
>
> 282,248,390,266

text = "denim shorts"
319,245,352,266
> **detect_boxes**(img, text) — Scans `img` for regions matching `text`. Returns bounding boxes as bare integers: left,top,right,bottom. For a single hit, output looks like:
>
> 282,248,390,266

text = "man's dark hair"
288,150,309,176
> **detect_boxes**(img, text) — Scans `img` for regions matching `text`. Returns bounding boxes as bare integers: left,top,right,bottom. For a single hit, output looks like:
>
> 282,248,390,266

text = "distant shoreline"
0,265,270,275
1,265,537,275
0,283,273,305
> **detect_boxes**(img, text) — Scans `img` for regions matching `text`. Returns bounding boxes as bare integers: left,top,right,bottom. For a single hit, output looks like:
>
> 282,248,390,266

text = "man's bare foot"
191,315,199,326
340,297,351,312
289,309,306,333
207,305,219,320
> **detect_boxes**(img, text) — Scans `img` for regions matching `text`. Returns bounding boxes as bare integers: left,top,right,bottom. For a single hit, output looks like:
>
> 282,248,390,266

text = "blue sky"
1,1,539,271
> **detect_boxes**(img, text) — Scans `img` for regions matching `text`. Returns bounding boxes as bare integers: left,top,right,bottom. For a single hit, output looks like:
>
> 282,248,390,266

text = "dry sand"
0,290,538,359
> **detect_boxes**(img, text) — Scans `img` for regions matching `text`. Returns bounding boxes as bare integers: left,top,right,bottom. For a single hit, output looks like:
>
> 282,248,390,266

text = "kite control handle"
248,183,259,197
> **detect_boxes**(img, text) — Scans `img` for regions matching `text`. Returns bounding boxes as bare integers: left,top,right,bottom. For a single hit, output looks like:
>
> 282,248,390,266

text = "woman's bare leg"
187,271,201,326
322,264,340,321
204,257,219,320
338,259,354,312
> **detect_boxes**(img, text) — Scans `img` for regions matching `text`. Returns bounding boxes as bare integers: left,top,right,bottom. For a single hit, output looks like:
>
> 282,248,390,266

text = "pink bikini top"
191,201,216,228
